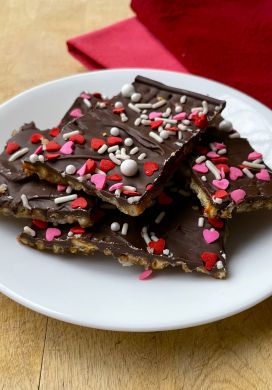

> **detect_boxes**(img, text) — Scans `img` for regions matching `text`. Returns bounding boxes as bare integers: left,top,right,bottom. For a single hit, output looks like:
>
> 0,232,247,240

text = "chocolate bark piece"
0,123,97,227
18,188,227,279
23,76,226,216
189,125,272,218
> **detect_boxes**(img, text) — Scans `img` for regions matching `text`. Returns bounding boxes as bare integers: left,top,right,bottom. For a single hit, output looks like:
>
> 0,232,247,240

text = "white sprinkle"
242,161,265,169
63,130,80,140
221,253,226,259
242,167,254,178
38,155,45,163
198,217,204,227
134,117,141,126
97,102,106,108
114,101,123,108
163,249,170,256
178,123,187,131
155,117,177,124
111,222,120,232
229,131,240,138
196,155,206,164
209,142,217,152
218,148,227,155
131,92,142,103
65,164,76,174
8,147,29,162
120,147,126,155
162,107,172,118
160,130,169,140
54,194,77,204
175,105,183,113
180,95,187,104
152,99,166,109
128,102,141,113
115,154,130,160
141,119,151,125
127,196,141,204
182,119,190,125
23,226,36,237
253,159,263,164
191,107,202,113
178,131,183,140
115,189,121,198
158,126,164,133
201,175,207,182
178,189,190,197
155,211,165,224
21,194,31,210
110,127,120,136
213,197,223,204
83,98,91,107
77,176,84,182
29,154,38,163
121,223,129,236
65,185,73,194
108,145,119,153
140,114,148,119
206,160,221,180
97,144,108,154
141,226,151,244
175,142,183,147
109,153,121,165
122,186,137,191
202,101,208,115
120,113,128,122
216,260,224,270
68,231,73,237
149,131,163,143
135,103,153,109
138,153,146,160
124,138,133,147
165,123,171,129
151,234,159,242
130,147,139,155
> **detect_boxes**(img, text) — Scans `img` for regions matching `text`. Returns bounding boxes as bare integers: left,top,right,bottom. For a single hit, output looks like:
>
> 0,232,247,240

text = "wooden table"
0,1,271,389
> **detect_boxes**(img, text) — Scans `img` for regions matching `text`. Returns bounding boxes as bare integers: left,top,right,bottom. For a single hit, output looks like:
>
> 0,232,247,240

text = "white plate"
0,69,272,332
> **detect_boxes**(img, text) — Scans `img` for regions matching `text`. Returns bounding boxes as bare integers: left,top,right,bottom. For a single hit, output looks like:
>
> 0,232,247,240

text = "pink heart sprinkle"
149,111,162,120
139,269,153,281
77,162,87,177
45,228,61,242
256,169,270,181
220,168,225,179
192,162,208,173
91,173,106,190
230,189,246,204
60,141,74,155
229,166,243,181
80,92,91,99
173,112,187,120
109,182,123,192
69,108,83,118
248,151,262,161
57,184,66,192
203,229,220,244
34,145,43,155
212,178,230,190
213,142,226,150
207,151,219,158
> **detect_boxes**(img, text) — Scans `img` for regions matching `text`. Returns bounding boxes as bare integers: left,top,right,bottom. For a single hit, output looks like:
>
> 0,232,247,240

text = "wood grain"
0,1,271,389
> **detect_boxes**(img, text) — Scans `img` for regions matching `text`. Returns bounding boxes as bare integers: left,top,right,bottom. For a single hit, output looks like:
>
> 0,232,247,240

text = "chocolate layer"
23,76,225,216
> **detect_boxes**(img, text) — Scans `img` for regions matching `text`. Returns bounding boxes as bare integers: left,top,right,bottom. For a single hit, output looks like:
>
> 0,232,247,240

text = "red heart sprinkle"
46,141,61,152
45,153,60,160
70,197,88,209
123,191,140,196
200,252,219,270
100,159,115,172
150,120,163,129
92,92,102,99
213,190,228,199
158,192,173,205
107,174,122,181
167,126,178,132
208,217,224,228
112,107,125,114
70,226,86,234
146,184,154,191
49,127,60,137
211,157,228,163
215,164,230,173
90,138,105,150
86,159,97,173
30,133,43,143
107,136,123,146
193,114,208,128
144,161,159,176
32,219,48,229
6,142,20,155
148,238,166,255
70,134,85,144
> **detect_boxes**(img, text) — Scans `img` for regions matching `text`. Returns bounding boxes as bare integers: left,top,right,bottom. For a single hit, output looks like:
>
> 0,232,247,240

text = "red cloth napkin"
131,0,272,107
67,17,187,72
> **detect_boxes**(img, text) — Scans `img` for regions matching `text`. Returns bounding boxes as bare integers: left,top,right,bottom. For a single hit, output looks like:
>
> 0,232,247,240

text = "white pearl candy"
124,138,133,147
131,92,142,103
120,159,138,177
114,101,123,108
219,119,233,132
160,130,169,140
110,127,120,136
111,222,120,232
121,84,135,98
65,164,76,174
